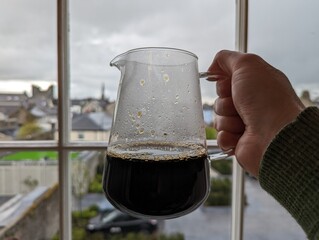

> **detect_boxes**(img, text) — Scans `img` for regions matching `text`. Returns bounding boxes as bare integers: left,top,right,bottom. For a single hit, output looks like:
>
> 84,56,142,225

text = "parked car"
86,208,159,236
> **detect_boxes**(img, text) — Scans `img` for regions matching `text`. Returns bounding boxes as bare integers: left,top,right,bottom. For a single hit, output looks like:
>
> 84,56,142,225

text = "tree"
16,120,43,140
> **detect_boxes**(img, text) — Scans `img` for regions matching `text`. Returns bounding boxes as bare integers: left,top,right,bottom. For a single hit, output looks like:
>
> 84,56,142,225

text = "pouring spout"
110,51,129,69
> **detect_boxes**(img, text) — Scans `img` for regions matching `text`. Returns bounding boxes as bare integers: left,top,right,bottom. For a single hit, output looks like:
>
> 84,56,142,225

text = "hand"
208,50,305,177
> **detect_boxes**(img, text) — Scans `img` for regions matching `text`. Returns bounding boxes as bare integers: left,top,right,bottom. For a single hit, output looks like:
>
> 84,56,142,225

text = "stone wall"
0,184,59,240
0,151,103,240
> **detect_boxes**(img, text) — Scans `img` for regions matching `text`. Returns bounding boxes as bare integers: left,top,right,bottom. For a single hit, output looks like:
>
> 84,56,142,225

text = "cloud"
0,0,318,102
248,0,319,89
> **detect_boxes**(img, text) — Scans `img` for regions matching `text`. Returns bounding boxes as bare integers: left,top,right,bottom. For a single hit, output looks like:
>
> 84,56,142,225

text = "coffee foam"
107,141,207,161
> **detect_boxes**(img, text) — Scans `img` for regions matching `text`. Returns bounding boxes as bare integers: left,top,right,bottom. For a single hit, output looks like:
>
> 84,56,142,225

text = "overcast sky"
0,0,318,104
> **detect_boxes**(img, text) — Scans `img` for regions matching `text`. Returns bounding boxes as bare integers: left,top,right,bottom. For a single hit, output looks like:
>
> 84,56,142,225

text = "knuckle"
237,53,261,64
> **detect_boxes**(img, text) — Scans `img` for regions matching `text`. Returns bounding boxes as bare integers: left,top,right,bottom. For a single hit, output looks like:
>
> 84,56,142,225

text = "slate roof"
72,112,112,131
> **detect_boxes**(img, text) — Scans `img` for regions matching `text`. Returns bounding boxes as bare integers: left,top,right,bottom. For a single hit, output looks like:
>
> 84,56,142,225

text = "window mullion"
232,0,248,240
57,0,71,239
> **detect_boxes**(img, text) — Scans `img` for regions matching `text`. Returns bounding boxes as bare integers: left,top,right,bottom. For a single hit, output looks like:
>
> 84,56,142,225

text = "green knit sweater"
259,106,319,240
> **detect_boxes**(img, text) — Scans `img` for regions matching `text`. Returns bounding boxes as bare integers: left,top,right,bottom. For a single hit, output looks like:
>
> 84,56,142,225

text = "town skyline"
1,80,319,105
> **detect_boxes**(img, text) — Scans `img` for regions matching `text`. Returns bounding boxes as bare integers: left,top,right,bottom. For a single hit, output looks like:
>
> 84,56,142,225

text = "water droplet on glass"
137,111,142,118
175,94,179,99
163,74,170,82
140,79,145,86
151,130,155,137
175,101,179,105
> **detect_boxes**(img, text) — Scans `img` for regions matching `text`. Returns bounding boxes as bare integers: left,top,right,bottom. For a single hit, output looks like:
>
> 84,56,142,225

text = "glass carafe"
103,47,216,219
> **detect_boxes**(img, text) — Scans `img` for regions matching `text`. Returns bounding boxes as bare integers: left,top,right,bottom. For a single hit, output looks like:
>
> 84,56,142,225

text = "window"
243,1,319,239
1,0,317,239
77,132,84,139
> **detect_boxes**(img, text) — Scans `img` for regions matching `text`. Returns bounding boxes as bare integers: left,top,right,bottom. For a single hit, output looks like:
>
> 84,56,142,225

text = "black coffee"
103,143,209,219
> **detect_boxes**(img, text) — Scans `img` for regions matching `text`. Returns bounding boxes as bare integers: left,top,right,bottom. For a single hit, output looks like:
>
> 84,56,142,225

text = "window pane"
249,0,319,105
69,0,235,143
69,0,235,238
166,146,233,240
0,150,59,239
71,150,106,239
245,1,319,239
0,0,57,142
70,149,234,239
244,178,305,239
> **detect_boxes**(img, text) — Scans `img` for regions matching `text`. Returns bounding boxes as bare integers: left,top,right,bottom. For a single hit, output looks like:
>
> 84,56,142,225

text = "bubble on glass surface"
131,116,136,122
139,128,144,134
140,79,145,86
151,130,155,137
163,73,170,82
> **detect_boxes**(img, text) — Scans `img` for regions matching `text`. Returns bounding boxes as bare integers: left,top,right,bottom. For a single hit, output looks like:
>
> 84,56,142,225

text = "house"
70,111,112,141
0,92,29,138
0,85,57,139
299,90,317,107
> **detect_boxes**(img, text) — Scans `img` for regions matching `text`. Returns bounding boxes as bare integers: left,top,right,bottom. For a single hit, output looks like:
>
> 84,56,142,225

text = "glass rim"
124,47,198,59
110,47,199,67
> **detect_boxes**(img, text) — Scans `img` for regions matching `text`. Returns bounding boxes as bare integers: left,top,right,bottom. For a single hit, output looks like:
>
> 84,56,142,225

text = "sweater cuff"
259,107,319,240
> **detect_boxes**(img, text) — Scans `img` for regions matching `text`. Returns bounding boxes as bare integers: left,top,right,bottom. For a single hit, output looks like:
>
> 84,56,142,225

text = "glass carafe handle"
199,72,218,79
208,149,233,161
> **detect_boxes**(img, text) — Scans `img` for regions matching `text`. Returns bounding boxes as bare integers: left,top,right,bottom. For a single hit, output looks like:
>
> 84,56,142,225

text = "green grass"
205,127,217,139
0,151,79,161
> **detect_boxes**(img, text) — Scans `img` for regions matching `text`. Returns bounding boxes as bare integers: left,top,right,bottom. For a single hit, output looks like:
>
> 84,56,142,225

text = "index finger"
207,50,244,81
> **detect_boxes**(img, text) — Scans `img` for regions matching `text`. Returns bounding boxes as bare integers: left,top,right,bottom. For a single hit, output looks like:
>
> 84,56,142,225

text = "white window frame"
0,0,247,239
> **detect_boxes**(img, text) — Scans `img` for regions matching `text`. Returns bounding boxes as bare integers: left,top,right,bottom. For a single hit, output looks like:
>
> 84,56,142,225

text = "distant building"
70,111,112,141
70,98,111,114
299,90,316,107
0,92,29,138
0,85,57,139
